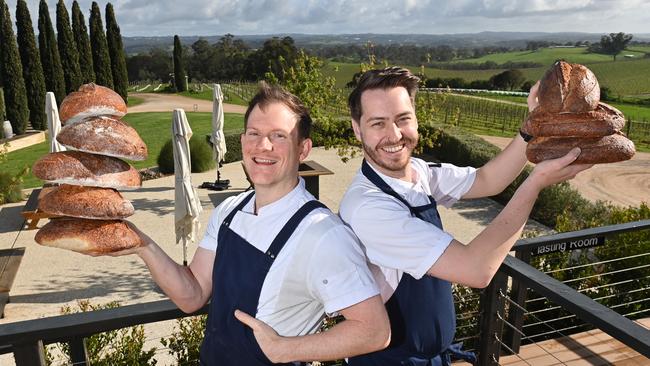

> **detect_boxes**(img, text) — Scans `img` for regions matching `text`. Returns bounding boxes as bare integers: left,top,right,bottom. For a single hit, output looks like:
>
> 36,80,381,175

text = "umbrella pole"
182,237,188,266
200,162,230,191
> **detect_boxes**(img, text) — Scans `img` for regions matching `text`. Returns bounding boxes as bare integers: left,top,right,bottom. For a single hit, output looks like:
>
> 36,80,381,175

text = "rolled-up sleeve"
308,226,379,314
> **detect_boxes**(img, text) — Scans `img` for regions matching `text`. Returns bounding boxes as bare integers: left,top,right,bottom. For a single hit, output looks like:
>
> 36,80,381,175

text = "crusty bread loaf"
526,133,635,164
35,218,144,255
32,151,141,190
537,61,600,113
38,184,134,219
523,102,624,137
57,116,148,161
59,83,127,125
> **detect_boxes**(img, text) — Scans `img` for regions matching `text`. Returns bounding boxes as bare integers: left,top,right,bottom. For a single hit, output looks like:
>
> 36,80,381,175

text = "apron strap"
361,159,437,218
266,200,327,259
222,191,255,227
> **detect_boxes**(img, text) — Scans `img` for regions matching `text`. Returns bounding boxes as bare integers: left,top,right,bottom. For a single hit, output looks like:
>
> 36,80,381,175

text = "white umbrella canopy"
172,108,203,265
211,84,227,164
45,92,66,153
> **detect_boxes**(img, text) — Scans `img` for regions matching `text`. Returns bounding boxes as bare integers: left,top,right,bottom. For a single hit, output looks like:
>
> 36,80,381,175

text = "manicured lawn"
127,95,145,107
3,112,244,189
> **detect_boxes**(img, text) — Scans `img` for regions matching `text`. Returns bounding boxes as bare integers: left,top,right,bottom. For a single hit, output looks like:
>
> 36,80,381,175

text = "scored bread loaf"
526,133,635,164
523,102,625,137
59,83,127,125
32,151,141,190
57,116,148,161
35,218,144,255
38,184,134,219
537,61,600,113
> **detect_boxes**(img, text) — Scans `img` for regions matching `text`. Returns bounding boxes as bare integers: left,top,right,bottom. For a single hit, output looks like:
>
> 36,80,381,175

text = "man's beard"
362,136,418,175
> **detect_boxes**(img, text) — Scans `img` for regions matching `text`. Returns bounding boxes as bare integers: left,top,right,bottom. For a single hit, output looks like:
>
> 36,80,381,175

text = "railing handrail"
500,254,650,358
0,299,208,349
512,219,650,252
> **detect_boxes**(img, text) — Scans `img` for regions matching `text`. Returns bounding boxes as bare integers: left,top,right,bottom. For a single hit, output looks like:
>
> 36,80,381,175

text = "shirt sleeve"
428,163,476,207
308,225,379,315
347,193,454,280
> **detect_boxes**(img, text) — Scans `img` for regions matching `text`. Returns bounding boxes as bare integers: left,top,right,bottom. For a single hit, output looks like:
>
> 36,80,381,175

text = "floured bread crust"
38,184,134,219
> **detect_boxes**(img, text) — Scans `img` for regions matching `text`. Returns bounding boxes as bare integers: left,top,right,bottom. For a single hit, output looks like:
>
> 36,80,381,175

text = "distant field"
324,56,650,97
453,47,646,65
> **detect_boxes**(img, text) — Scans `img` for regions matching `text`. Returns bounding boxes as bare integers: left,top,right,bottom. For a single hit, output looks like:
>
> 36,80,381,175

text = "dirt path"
128,93,247,114
479,135,649,207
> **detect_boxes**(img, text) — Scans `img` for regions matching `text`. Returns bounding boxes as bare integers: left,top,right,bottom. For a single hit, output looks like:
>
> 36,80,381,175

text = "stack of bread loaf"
524,61,635,164
32,83,148,255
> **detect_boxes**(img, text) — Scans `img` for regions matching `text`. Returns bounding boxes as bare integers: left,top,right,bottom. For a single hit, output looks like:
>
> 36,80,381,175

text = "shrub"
160,315,207,365
0,171,24,204
157,135,217,175
50,300,157,366
223,132,242,163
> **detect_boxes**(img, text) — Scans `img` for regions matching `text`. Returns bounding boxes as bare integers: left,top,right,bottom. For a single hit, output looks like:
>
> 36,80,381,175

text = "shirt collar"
244,177,307,216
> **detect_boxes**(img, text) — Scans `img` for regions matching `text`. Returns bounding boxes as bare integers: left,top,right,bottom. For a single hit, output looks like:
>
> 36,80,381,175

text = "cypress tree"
71,1,94,83
105,3,128,102
0,0,29,135
56,0,82,93
38,0,66,104
16,0,47,131
89,1,113,88
173,35,187,92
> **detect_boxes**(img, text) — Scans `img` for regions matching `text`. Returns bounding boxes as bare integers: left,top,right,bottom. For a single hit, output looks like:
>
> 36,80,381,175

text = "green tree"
15,0,47,130
597,32,634,61
0,0,29,135
173,35,187,92
89,1,113,88
248,36,298,81
38,0,66,105
489,69,525,90
71,0,95,83
105,3,128,102
56,0,82,93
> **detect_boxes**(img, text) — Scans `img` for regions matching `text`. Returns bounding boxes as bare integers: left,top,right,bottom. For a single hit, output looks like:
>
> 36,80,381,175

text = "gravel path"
129,92,247,114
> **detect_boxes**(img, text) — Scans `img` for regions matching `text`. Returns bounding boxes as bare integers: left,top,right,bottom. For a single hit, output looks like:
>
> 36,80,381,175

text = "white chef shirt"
200,178,378,336
339,158,476,301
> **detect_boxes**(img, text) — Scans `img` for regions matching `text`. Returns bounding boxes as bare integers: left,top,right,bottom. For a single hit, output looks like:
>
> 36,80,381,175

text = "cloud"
5,0,649,36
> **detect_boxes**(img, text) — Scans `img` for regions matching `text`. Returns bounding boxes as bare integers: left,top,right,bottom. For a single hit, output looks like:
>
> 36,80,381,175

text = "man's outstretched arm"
131,226,215,313
235,295,390,363
429,148,593,288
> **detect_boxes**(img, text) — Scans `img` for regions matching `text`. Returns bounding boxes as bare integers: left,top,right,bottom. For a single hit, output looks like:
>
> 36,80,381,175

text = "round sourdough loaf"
523,102,625,137
59,83,127,125
57,116,148,161
38,184,134,219
537,61,600,113
526,133,635,164
35,218,144,255
32,151,141,190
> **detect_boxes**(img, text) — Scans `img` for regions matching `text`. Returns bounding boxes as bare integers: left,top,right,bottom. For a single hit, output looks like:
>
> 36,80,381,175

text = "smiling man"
108,83,389,365
339,67,592,365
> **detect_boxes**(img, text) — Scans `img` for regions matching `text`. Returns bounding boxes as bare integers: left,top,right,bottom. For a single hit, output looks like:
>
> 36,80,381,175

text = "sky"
6,0,650,37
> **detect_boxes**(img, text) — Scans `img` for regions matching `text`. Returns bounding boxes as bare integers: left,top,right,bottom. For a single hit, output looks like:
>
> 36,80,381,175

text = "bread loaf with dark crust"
537,61,600,113
59,83,127,125
35,218,144,255
38,184,134,219
32,151,141,190
526,133,635,164
57,116,148,161
524,102,624,137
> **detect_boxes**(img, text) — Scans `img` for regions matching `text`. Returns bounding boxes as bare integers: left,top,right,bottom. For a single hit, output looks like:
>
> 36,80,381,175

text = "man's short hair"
348,67,420,122
244,82,312,140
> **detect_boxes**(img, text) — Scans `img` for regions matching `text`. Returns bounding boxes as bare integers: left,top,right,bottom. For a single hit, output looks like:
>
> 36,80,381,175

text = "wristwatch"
519,129,533,142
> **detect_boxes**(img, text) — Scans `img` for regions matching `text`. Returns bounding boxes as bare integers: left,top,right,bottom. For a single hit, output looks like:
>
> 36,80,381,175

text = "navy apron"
348,160,476,366
200,191,326,365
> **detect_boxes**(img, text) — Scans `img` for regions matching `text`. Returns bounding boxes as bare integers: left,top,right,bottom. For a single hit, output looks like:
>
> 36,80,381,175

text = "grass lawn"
127,95,145,107
3,112,244,189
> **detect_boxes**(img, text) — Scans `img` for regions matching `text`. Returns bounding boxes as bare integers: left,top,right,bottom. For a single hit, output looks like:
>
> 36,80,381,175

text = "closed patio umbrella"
200,84,230,190
172,108,203,265
46,92,66,153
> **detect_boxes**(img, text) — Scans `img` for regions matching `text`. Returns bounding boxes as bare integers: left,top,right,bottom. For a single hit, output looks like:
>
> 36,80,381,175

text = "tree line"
0,0,128,136
127,34,301,88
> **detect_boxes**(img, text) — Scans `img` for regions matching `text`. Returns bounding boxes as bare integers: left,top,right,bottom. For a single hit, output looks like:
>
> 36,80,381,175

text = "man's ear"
351,119,362,141
299,138,312,161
